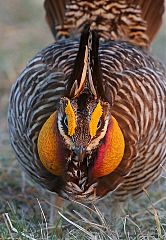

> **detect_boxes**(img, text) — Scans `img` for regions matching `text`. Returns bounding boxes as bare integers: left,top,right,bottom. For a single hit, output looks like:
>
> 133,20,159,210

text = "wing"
8,40,80,191
96,41,166,198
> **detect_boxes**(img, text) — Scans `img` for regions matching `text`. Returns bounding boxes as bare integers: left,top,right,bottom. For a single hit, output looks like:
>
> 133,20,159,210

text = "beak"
74,147,86,162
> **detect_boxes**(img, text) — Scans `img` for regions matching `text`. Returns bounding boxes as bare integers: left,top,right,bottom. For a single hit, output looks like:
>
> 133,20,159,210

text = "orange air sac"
91,116,125,179
37,112,64,176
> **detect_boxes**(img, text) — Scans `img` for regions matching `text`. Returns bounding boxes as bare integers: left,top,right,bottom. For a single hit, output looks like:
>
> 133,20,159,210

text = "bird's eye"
64,116,68,128
97,119,101,129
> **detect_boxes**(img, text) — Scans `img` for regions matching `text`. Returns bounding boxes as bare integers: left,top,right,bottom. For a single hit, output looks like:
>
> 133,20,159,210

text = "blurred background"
0,0,166,238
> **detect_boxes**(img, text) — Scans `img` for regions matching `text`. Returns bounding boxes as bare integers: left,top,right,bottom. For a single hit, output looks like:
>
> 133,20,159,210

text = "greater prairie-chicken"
8,0,166,204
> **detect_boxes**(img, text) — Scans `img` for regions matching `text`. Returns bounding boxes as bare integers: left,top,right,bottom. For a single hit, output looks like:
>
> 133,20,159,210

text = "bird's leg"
110,196,127,227
49,194,64,238
21,171,26,193
49,194,64,226
111,200,125,219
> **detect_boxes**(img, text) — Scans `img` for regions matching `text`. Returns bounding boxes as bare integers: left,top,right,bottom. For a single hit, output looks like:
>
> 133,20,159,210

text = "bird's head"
37,91,125,202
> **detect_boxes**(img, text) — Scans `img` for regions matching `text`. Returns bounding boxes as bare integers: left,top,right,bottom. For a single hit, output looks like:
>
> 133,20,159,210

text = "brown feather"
44,0,67,36
139,0,165,42
44,0,164,46
130,0,164,42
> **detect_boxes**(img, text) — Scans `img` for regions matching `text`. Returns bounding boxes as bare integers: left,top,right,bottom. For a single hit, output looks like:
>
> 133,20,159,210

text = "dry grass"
0,1,166,239
1,184,166,239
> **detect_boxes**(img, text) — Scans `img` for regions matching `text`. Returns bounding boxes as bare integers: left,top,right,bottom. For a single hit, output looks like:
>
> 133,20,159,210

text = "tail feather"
44,0,66,37
44,0,165,47
139,0,164,42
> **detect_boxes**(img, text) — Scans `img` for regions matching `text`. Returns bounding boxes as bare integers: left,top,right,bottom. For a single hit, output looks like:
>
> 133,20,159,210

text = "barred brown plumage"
8,0,166,204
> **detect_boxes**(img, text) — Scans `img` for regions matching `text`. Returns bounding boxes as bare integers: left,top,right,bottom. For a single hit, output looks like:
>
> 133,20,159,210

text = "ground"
0,1,166,239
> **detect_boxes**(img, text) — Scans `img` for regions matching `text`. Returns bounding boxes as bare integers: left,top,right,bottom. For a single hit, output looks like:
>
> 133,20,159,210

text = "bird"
8,0,166,207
